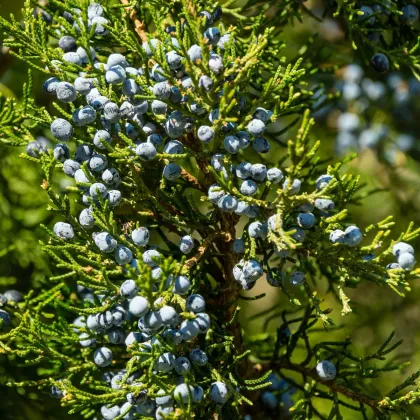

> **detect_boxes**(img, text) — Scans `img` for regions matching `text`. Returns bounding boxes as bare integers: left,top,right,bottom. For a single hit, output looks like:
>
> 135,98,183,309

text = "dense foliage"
0,1,420,419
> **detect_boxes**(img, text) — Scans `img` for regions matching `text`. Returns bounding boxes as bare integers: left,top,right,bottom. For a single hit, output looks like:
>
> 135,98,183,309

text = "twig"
182,231,231,271
271,361,381,414
120,0,148,43
180,168,206,193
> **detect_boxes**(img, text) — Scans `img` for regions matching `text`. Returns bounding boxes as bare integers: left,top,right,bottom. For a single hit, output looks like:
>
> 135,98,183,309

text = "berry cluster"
317,64,420,163
353,3,419,73
66,285,226,418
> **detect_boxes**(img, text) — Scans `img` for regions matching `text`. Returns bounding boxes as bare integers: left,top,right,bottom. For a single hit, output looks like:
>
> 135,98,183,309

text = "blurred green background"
1,0,420,418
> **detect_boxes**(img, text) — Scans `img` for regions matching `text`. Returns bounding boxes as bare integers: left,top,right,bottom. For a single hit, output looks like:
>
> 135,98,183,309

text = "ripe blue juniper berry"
0,1,420,419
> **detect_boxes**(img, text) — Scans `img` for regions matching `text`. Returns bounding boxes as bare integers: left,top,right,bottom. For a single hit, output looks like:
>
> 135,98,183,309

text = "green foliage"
0,0,419,419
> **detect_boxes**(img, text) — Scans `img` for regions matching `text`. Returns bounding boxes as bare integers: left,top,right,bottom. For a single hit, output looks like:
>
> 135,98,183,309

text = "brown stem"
120,0,148,43
183,231,231,271
180,168,207,193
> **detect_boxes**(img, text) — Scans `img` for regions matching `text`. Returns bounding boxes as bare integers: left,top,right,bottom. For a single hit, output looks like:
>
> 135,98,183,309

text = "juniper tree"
0,1,420,419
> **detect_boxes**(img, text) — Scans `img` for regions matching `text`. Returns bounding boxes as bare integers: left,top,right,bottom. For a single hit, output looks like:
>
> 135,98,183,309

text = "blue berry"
314,198,335,211
252,136,270,153
159,306,179,325
163,140,184,155
93,130,112,149
186,294,206,313
243,259,263,281
174,356,191,375
56,82,77,103
237,131,251,149
402,4,419,24
329,229,345,244
142,310,163,330
73,106,97,126
218,194,238,212
155,352,175,372
74,77,94,94
132,227,150,246
115,245,133,265
386,263,401,270
125,331,147,347
53,222,74,241
316,360,336,380
103,102,120,122
58,35,76,52
63,52,83,65
253,107,273,122
51,118,73,141
179,235,194,254
359,6,375,25
173,383,195,404
208,53,223,74
136,398,156,416
371,53,389,73
392,242,415,257
89,182,107,200
166,50,183,70
189,349,208,366
235,162,252,179
96,311,113,329
290,270,305,286
261,391,279,410
283,178,301,195
26,141,48,157
128,296,149,317
107,328,126,344
75,144,93,163
107,190,122,207
143,249,161,267
267,214,282,232
120,280,138,298
217,33,232,50
316,174,333,190
93,347,113,367
136,143,157,161
398,253,416,270
88,3,104,19
297,212,315,229
43,77,60,95
204,27,221,44
173,275,191,295
247,119,265,136
233,238,245,254
163,163,182,181
267,167,283,183
101,405,120,420
4,290,23,303
199,75,213,91
105,65,127,85
50,384,64,399
251,163,267,182
344,226,363,247
224,135,240,153
74,169,91,187
79,208,95,229
94,232,117,253
89,154,108,172
156,389,173,407
187,44,202,63
0,309,10,328
210,382,230,404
